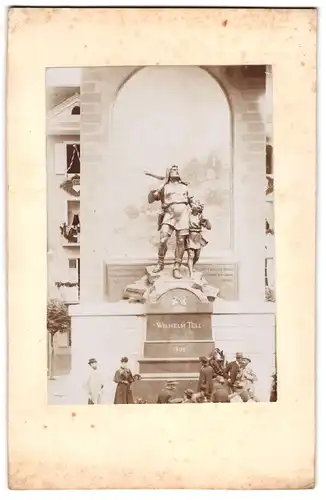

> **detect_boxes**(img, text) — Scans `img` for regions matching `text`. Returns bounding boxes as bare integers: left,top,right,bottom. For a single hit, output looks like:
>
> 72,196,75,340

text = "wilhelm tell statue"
123,165,219,303
147,165,193,279
146,166,212,279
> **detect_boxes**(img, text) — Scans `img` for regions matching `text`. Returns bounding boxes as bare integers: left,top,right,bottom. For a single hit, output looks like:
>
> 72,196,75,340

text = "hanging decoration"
60,216,80,243
60,174,80,197
265,286,275,302
55,281,79,289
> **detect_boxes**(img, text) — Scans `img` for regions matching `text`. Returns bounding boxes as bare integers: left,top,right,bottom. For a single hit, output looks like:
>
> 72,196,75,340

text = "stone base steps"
139,372,199,380
133,373,200,403
144,339,214,358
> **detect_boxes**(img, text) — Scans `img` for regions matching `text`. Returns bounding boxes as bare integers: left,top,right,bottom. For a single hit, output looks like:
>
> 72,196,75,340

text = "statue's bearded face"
169,166,180,180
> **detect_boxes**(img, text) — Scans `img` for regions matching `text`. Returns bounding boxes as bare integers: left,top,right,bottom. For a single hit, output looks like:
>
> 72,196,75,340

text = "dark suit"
198,365,214,399
157,390,173,404
224,360,250,402
224,360,241,386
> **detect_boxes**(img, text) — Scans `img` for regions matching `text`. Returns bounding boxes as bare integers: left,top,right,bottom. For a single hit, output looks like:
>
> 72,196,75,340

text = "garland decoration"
55,281,79,289
265,286,276,302
60,174,80,197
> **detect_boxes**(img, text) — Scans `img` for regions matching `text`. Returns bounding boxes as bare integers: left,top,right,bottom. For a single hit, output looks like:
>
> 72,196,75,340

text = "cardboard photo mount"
7,7,316,489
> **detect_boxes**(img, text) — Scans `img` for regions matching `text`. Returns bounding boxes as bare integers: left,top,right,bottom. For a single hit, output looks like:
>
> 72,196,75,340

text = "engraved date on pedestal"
174,346,186,353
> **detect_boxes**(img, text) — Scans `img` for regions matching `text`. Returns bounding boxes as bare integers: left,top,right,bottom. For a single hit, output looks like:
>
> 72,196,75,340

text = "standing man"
84,358,104,405
198,357,214,401
224,352,243,387
224,352,250,403
241,357,259,402
157,381,178,403
148,165,192,279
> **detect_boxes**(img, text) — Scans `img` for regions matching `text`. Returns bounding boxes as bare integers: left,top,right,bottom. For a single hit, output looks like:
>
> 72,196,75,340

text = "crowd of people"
153,350,261,404
84,350,277,404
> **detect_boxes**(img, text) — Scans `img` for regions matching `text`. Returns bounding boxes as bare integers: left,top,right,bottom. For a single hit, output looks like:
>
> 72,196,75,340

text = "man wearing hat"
224,353,251,402
156,380,178,403
224,352,243,387
198,356,214,401
241,357,259,402
182,388,194,403
84,358,105,405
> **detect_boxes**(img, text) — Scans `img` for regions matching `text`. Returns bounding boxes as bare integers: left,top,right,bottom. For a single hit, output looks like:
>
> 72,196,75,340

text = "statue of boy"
186,199,211,278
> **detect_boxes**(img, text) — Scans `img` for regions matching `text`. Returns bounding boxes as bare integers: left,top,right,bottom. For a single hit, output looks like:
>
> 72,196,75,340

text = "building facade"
47,89,81,354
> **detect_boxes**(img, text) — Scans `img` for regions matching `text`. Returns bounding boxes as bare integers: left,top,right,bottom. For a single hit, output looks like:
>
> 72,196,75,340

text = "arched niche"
107,66,232,261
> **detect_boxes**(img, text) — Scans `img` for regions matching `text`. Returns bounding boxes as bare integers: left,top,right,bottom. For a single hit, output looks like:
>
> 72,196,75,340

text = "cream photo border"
7,7,316,489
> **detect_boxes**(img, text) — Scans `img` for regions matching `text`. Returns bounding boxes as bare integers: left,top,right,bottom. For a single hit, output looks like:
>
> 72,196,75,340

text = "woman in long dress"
113,357,140,404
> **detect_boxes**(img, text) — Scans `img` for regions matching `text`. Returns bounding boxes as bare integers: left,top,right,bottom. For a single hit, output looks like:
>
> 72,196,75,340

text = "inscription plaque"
105,262,238,302
147,313,212,341
106,264,148,302
197,263,238,300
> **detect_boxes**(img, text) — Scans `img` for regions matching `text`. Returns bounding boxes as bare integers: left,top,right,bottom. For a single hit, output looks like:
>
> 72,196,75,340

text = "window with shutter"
54,143,66,175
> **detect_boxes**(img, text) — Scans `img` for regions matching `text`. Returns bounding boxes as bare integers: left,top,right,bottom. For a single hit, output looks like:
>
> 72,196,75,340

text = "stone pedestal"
133,286,215,402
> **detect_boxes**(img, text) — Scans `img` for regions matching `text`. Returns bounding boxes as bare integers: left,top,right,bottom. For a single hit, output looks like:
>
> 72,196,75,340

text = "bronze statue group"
146,165,211,279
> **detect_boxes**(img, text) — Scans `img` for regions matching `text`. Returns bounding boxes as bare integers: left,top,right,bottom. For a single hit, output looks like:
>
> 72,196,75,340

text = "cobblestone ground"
48,375,72,405
47,350,72,405
52,349,71,376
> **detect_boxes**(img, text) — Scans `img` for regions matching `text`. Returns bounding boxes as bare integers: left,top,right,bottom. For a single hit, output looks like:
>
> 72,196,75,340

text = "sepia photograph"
7,6,317,489
46,65,276,405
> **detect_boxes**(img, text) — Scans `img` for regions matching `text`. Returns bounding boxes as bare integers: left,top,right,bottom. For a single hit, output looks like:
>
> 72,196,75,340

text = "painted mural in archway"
107,66,232,261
